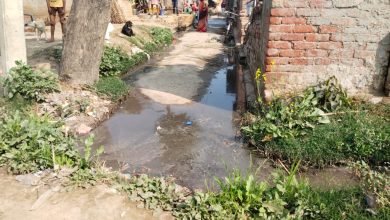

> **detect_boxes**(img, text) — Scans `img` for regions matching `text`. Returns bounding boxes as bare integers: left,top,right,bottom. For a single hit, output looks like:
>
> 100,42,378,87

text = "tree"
60,0,111,85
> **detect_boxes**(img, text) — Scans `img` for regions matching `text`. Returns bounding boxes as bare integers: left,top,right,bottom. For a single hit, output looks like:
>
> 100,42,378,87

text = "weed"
99,46,133,77
243,77,350,142
352,161,390,208
94,76,129,101
0,112,79,174
1,61,59,102
262,112,390,167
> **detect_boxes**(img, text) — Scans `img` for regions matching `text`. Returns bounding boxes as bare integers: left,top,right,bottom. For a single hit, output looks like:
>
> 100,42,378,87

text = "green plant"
352,161,390,208
150,27,173,46
122,174,186,211
262,112,390,167
0,112,79,174
99,46,133,77
1,61,59,102
242,77,351,142
94,76,129,101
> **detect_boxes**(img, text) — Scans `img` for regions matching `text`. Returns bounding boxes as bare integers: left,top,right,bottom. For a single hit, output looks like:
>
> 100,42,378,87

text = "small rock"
16,174,41,186
369,97,383,104
77,124,92,135
365,194,377,209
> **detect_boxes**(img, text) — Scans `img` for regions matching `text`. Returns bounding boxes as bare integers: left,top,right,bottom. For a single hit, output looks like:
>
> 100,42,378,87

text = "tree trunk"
60,0,111,85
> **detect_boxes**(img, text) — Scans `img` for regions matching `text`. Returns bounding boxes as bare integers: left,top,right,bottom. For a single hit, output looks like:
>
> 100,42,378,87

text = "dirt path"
0,170,172,220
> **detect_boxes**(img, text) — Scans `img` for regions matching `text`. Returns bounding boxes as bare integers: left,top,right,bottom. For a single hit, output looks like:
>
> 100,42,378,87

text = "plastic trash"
185,121,193,126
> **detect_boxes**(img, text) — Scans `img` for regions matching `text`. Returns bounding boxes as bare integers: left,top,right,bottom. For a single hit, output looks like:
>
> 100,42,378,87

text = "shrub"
1,61,59,102
99,46,148,77
94,76,129,101
0,112,79,174
150,27,173,46
99,46,133,77
352,161,390,208
242,77,350,142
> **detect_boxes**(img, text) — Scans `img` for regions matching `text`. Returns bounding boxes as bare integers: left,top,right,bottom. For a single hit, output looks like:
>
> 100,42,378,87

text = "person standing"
46,0,66,43
197,0,208,32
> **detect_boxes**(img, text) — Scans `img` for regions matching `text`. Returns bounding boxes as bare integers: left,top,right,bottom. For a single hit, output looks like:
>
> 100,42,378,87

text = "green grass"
263,111,390,167
94,76,129,101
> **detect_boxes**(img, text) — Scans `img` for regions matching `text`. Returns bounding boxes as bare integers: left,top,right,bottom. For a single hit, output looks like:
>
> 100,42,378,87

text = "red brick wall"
263,0,390,98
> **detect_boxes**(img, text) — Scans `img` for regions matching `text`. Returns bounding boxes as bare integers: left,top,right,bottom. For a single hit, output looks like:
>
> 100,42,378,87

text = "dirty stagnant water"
92,18,357,189
93,63,272,189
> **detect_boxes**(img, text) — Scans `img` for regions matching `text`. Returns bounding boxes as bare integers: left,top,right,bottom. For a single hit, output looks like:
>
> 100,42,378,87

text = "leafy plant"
99,46,148,77
122,174,187,211
352,161,390,208
94,76,129,101
99,46,133,77
262,112,390,167
1,61,59,102
242,77,351,142
0,112,79,174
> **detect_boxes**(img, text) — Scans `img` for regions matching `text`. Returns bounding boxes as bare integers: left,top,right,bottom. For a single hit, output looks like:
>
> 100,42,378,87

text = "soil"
0,169,173,220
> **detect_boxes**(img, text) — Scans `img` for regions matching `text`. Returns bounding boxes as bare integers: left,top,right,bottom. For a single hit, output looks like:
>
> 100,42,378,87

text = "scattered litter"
185,121,193,126
156,126,162,131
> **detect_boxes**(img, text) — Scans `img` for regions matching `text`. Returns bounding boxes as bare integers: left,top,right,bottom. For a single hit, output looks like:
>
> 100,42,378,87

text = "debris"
185,121,193,126
156,126,162,131
15,174,41,186
369,97,383,105
30,185,61,210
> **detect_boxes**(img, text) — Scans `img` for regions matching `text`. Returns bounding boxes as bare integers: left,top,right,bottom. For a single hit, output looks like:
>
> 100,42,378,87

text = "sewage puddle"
93,64,271,189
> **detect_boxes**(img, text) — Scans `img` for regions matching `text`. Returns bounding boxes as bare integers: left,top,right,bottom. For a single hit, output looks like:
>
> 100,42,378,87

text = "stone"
369,97,383,104
15,174,41,186
77,123,92,135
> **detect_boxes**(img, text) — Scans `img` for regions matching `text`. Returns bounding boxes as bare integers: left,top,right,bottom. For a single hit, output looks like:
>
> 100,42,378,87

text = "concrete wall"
0,0,27,76
263,0,390,97
23,0,73,19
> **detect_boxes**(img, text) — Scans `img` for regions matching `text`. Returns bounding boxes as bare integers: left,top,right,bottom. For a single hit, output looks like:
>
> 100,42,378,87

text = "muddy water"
93,17,357,189
93,64,272,189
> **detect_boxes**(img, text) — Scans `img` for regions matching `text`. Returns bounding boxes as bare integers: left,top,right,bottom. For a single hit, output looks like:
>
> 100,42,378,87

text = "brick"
296,9,321,17
293,41,317,49
267,57,290,65
354,50,376,59
309,0,333,8
306,49,329,57
269,25,294,33
344,27,368,34
269,33,282,40
305,33,330,42
340,58,364,67
319,25,339,33
366,43,378,51
330,18,356,26
318,42,343,49
290,58,313,65
293,25,317,33
354,34,379,43
271,8,295,17
268,41,292,49
330,33,355,42
281,33,305,41
270,17,282,25
329,49,354,58
271,65,306,72
267,48,280,56
308,17,332,25
284,0,308,8
282,17,307,24
314,58,332,65
279,49,306,57
343,42,366,50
